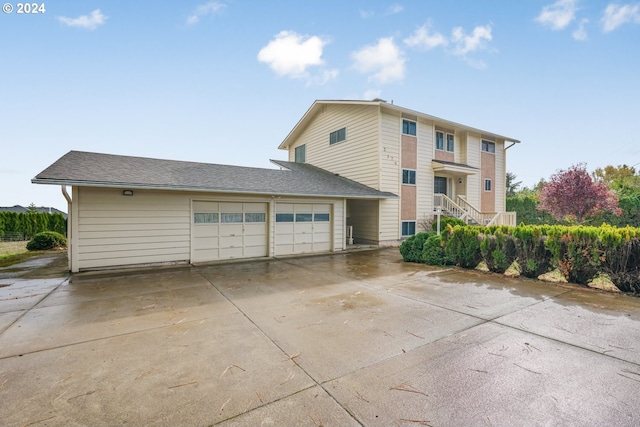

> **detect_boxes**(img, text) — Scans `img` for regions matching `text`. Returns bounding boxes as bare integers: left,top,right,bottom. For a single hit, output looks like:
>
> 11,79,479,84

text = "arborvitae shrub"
400,232,433,263
422,234,448,266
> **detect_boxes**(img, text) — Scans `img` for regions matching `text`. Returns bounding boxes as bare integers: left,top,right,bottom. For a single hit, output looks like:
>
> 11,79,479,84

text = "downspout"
61,186,72,272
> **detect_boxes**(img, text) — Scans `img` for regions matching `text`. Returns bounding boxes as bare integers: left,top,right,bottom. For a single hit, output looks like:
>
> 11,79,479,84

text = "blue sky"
2,0,639,212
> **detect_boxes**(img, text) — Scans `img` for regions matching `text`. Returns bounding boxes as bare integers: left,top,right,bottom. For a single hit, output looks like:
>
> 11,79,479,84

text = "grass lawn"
0,241,33,267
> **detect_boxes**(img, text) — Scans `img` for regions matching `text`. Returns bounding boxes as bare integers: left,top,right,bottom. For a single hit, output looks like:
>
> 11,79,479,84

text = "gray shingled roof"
32,151,397,199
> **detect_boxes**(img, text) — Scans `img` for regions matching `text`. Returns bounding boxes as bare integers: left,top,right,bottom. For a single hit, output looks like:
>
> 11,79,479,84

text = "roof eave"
31,178,397,200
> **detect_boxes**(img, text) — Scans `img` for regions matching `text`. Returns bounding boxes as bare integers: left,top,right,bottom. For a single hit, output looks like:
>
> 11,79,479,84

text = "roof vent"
372,98,387,103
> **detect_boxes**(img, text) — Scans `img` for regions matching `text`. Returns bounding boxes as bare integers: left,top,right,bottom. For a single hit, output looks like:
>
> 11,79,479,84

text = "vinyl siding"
379,112,400,241
416,121,434,230
466,133,482,209
73,187,346,271
495,140,506,212
76,187,190,270
288,104,380,188
347,199,379,243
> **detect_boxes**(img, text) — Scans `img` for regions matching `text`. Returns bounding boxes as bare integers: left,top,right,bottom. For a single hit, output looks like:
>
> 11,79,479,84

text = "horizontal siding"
333,200,344,251
347,199,379,243
380,112,400,193
466,133,482,209
290,104,380,188
416,121,434,227
495,140,506,212
77,188,190,269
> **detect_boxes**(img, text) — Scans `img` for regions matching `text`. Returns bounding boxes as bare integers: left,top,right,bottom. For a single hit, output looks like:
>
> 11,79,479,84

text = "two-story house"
279,99,519,245
33,98,518,272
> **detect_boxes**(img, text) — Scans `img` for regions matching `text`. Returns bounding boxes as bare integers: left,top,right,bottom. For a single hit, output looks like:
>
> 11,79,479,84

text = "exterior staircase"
433,194,516,226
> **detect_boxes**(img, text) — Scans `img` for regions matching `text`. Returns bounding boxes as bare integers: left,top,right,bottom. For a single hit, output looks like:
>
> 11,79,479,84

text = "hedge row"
0,212,67,241
400,223,640,294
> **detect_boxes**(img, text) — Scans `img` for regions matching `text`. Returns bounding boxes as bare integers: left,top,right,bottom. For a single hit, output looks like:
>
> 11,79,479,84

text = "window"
402,119,416,136
484,179,492,192
194,213,218,224
295,213,313,222
482,140,495,153
436,131,444,150
446,133,455,152
245,213,266,223
314,213,330,221
221,213,243,223
402,169,416,185
402,221,416,236
295,144,306,163
329,127,346,145
276,213,294,222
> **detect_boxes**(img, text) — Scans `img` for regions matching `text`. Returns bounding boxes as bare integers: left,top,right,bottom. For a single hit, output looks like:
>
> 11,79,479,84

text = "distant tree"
506,172,522,197
538,163,621,224
27,203,38,213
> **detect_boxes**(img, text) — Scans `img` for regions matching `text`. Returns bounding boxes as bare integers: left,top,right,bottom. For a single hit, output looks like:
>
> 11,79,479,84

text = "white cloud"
404,23,448,50
56,9,107,30
186,1,226,26
351,37,405,84
601,3,640,32
257,31,329,79
310,69,340,86
450,25,492,56
572,18,589,40
535,0,578,30
387,4,404,15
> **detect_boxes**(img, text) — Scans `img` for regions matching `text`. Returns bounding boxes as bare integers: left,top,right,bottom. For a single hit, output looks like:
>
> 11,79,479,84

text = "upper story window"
402,169,416,185
484,178,492,192
329,127,346,145
436,131,454,152
446,134,454,152
294,144,306,163
402,119,416,136
482,140,496,153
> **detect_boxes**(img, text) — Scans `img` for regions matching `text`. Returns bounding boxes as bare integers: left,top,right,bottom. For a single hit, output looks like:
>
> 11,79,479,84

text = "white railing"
433,193,517,226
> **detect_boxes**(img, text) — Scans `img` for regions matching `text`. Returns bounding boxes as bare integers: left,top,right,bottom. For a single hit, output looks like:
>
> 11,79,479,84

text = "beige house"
33,152,395,272
279,99,520,245
33,99,519,272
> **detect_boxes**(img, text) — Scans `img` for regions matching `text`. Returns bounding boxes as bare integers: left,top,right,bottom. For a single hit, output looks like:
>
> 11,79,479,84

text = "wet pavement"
1,249,639,426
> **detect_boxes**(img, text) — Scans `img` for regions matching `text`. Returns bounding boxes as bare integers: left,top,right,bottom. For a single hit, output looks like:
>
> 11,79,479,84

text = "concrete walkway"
1,248,640,426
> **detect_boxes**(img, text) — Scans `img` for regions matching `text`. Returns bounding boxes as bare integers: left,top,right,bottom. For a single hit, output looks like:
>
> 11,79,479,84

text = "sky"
2,0,640,213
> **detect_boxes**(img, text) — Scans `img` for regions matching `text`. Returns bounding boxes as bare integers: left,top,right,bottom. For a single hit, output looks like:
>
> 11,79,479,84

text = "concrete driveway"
1,248,640,426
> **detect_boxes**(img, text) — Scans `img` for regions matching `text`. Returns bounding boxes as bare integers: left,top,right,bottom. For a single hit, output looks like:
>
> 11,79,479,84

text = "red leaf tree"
538,163,621,224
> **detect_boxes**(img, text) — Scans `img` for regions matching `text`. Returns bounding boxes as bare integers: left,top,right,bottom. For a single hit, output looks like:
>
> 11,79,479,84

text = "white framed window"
436,131,444,150
484,179,492,192
402,119,416,136
482,140,495,153
329,127,346,145
401,221,416,236
194,213,218,224
295,144,306,163
446,133,454,152
402,169,416,185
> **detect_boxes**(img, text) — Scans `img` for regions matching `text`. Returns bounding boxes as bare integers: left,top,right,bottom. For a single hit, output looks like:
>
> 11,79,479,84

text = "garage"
275,203,332,256
192,201,267,263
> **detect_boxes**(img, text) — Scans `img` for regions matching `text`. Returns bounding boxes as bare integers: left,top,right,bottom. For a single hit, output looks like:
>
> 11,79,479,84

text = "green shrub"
399,232,433,263
26,231,67,251
444,226,482,268
422,234,448,266
512,225,552,278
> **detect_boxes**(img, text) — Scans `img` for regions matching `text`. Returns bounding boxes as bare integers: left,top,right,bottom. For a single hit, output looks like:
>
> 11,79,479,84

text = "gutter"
61,185,72,204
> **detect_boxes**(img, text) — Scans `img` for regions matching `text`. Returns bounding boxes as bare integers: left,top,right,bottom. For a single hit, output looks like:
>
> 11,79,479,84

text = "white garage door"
192,201,267,263
275,203,332,256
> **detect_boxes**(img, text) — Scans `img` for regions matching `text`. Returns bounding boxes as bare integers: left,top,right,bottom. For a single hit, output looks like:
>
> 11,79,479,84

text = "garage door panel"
192,201,267,262
193,236,220,250
275,203,333,256
193,225,219,238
